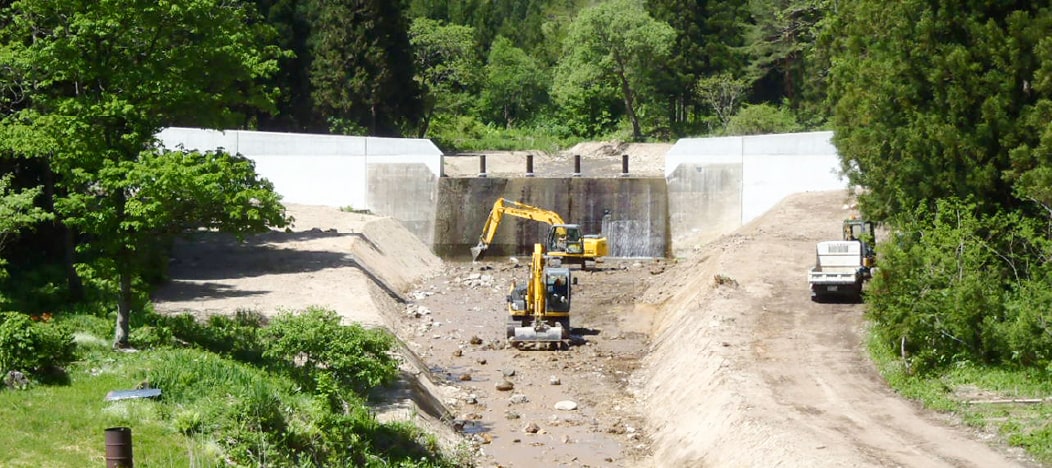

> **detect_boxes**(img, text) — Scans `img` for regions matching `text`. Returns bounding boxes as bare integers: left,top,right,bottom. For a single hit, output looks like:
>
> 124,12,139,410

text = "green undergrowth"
0,307,461,467
867,328,1052,464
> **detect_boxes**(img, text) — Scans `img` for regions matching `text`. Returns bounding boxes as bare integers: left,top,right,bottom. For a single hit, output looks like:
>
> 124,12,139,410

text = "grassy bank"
0,309,463,467
867,329,1052,464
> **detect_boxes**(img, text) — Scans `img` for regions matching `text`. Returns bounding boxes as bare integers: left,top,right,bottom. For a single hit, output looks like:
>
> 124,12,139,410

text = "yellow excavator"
471,198,608,268
506,243,571,346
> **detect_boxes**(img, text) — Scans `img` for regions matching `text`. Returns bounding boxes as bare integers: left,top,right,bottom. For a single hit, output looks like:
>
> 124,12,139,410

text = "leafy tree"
829,1,1052,220
479,36,549,127
0,175,50,293
0,0,290,347
310,0,422,136
695,72,749,131
552,0,676,140
409,17,482,137
251,0,317,132
725,102,802,135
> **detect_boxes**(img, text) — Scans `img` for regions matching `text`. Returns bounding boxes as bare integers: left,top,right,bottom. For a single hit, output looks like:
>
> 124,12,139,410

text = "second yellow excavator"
506,243,571,346
471,198,608,268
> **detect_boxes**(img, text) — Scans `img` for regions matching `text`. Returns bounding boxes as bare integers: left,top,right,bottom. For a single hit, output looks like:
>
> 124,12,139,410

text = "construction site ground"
154,143,1036,467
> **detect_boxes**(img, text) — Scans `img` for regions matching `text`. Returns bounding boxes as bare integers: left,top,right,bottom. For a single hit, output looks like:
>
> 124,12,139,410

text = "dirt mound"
444,140,671,177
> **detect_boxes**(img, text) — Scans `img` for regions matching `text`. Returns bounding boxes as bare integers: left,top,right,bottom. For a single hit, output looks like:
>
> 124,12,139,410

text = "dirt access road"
153,141,1035,467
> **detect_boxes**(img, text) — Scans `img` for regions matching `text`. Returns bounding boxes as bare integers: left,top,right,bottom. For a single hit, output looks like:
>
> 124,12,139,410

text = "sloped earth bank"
635,190,1033,468
155,192,1035,467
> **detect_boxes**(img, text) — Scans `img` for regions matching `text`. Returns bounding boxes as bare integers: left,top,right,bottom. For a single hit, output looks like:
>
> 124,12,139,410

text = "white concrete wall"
665,131,845,252
156,127,443,210
667,131,843,224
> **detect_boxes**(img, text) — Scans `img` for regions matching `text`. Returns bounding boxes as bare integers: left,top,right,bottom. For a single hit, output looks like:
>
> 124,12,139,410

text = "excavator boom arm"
472,198,567,261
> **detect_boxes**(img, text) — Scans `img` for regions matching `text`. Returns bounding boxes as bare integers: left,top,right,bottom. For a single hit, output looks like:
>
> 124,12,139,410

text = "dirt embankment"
635,191,1033,467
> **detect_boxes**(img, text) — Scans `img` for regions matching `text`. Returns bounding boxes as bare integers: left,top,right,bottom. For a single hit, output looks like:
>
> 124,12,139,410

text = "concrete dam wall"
158,128,844,259
433,177,668,260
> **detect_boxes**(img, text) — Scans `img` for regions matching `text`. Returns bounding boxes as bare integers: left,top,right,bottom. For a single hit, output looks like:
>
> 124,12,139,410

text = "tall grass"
0,309,461,467
867,327,1052,463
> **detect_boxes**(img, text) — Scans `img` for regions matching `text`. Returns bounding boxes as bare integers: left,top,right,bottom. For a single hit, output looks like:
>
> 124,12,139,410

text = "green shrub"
129,325,174,349
263,307,398,398
725,103,802,136
0,312,76,377
159,310,266,363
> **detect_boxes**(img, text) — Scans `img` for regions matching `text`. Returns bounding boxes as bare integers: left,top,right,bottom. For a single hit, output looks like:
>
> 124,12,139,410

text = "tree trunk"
114,265,133,348
42,158,84,300
614,58,643,141
63,227,84,300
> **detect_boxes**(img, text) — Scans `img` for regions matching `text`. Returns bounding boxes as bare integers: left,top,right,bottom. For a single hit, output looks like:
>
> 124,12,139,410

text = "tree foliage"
409,17,481,137
310,0,422,137
867,199,1052,372
648,0,748,133
0,0,290,346
829,2,1052,373
479,36,549,127
552,0,676,140
829,1,1052,219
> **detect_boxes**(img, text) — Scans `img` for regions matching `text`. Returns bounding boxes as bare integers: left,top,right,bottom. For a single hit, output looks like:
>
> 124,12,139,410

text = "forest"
2,0,1052,463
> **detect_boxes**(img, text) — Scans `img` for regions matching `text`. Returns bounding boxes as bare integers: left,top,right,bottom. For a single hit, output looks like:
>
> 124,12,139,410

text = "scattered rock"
502,368,516,377
452,349,463,357
562,435,572,444
458,373,472,381
495,380,514,391
477,358,488,365
4,370,28,390
554,400,578,411
505,411,521,420
470,335,483,345
549,375,561,386
524,422,540,433
509,393,529,404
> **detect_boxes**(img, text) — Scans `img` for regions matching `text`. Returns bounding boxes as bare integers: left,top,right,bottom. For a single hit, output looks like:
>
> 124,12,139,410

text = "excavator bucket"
510,323,567,343
470,242,488,262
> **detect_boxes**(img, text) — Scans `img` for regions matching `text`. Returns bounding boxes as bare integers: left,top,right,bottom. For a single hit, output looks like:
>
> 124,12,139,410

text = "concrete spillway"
432,176,668,260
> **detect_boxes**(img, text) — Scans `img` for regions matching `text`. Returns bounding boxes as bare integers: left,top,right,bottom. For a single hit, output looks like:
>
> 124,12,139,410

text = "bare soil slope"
636,190,1031,467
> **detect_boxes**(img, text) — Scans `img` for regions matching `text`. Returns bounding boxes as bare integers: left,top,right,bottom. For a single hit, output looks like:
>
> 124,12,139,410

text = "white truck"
809,240,868,302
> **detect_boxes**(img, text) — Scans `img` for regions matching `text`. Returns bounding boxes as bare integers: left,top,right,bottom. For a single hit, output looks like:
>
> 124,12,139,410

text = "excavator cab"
545,270,571,313
547,224,584,255
843,218,876,272
506,244,571,347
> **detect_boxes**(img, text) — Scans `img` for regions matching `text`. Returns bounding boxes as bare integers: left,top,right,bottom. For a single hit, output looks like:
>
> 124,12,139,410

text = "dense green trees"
310,0,422,136
409,17,481,137
829,2,1052,371
0,0,289,346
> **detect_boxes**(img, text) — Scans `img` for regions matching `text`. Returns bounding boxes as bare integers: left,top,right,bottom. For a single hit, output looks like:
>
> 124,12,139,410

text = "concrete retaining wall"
157,127,442,244
665,131,843,252
158,128,844,259
433,177,668,259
